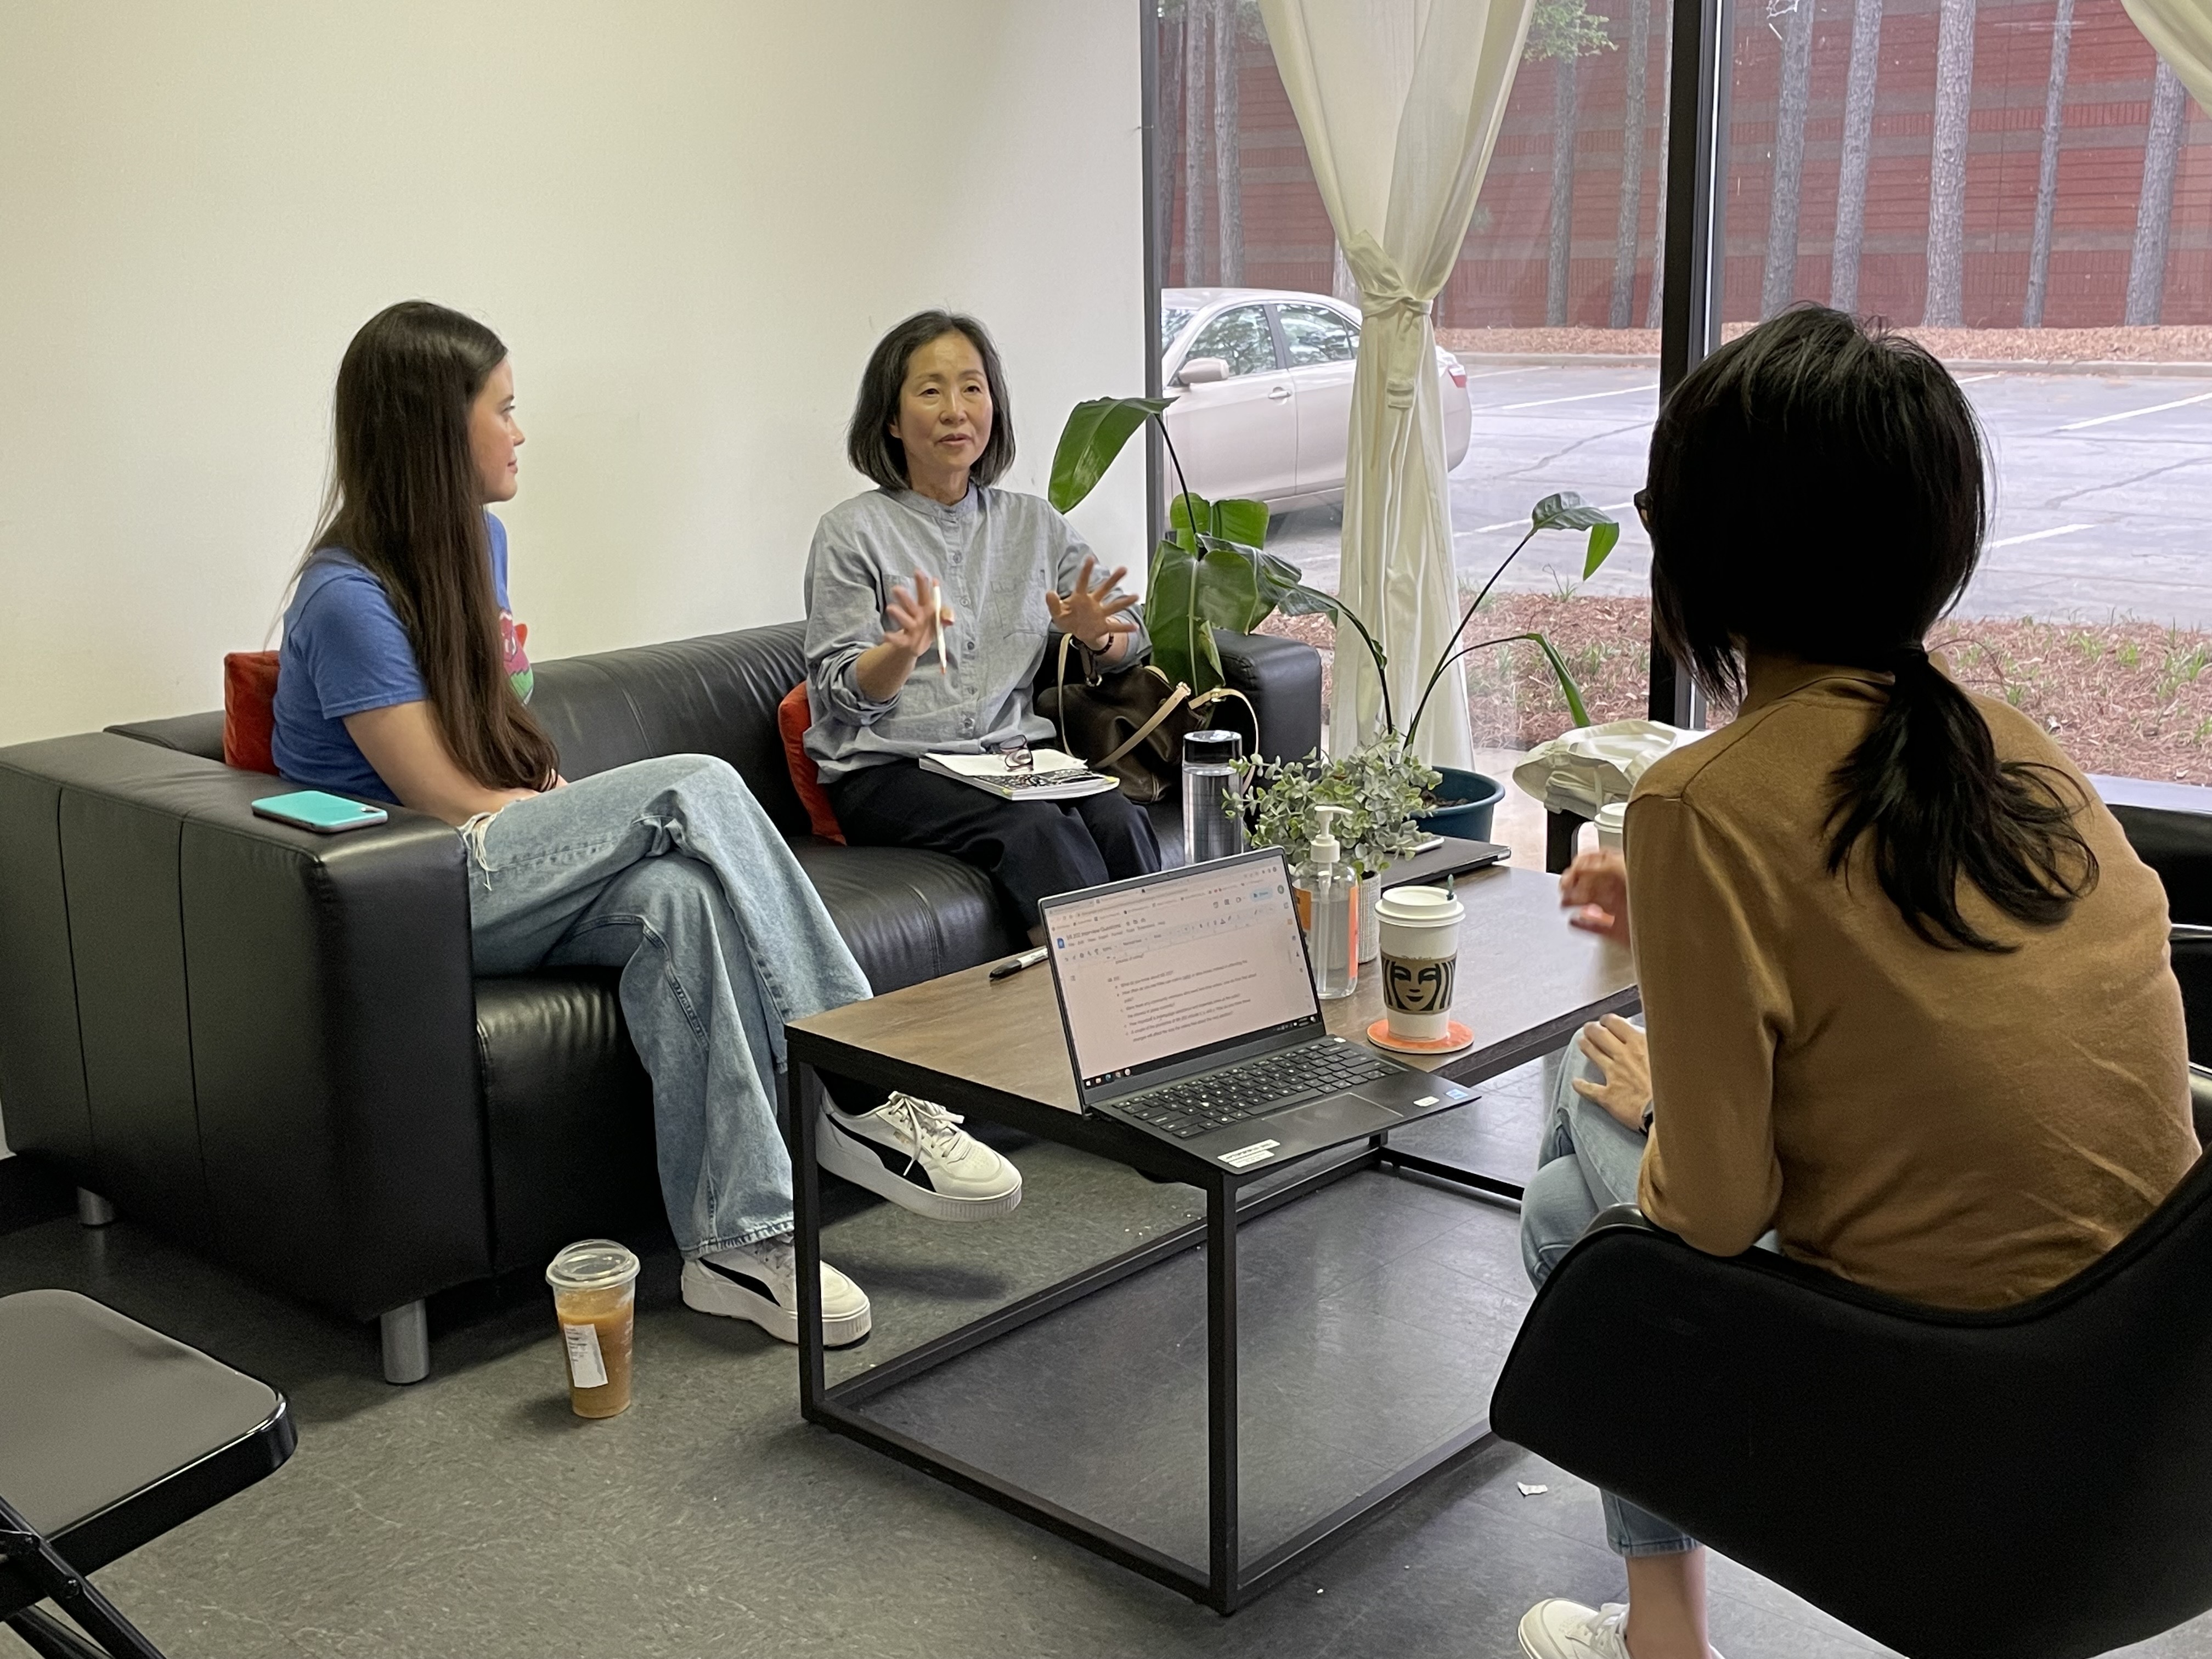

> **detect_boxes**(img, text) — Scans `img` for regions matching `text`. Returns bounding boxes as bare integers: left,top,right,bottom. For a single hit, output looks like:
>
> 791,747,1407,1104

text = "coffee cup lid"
546,1238,641,1292
1596,802,1628,830
1374,884,1465,926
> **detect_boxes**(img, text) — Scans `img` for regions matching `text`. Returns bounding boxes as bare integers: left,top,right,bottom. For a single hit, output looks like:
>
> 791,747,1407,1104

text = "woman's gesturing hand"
881,569,953,659
1560,848,1631,949
1568,1013,1653,1132
1046,556,1140,652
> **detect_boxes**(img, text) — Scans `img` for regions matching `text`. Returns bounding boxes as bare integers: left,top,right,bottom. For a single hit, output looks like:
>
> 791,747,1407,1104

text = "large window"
1724,0,2212,781
1147,0,2211,785
1149,0,1671,773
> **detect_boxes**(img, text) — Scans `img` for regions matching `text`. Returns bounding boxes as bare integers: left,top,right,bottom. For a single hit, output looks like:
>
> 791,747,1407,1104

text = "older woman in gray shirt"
804,311,1160,940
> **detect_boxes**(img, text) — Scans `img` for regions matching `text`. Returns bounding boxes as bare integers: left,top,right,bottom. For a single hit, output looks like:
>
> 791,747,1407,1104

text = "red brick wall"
1159,0,2210,329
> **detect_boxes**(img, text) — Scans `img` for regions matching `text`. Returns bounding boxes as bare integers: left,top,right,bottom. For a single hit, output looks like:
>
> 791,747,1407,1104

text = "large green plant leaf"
1167,488,1214,551
1193,541,1270,634
1526,490,1621,581
1146,535,1224,691
1213,496,1271,551
1522,631,1593,728
1048,397,1170,514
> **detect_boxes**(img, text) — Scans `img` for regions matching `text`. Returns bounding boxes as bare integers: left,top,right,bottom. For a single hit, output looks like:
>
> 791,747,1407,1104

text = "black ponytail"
1647,306,2097,952
1824,646,2095,951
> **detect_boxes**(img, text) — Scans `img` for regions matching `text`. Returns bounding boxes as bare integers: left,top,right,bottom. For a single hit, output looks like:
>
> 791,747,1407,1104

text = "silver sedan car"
1160,287,1474,511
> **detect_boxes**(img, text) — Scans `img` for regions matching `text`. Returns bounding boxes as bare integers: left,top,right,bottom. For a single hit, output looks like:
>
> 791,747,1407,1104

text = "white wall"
0,1,1147,1153
0,1,1148,748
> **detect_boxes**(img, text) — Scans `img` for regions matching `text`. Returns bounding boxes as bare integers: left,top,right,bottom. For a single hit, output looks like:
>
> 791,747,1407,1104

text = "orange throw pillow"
776,684,844,843
223,651,281,773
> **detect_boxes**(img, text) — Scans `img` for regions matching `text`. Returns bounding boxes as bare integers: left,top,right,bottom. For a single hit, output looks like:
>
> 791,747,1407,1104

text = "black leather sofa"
0,621,1321,1380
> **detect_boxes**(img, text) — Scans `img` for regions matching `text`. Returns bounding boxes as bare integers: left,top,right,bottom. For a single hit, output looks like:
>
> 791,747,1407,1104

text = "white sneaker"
1518,1600,1724,1659
681,1235,871,1347
817,1091,1023,1222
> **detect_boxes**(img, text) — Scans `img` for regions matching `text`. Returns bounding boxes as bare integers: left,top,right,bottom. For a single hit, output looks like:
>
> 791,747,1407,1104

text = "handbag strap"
1097,677,1193,769
1189,684,1259,745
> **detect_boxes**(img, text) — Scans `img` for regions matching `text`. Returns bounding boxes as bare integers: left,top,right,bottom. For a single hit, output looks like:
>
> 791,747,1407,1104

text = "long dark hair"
1646,305,2095,951
306,301,558,792
845,310,1015,490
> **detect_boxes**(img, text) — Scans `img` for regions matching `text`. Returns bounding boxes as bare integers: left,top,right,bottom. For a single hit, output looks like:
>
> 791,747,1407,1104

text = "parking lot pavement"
1267,363,2212,627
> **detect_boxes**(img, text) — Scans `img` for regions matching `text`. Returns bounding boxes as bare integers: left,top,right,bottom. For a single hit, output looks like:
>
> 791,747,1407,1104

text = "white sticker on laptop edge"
1218,1139,1281,1169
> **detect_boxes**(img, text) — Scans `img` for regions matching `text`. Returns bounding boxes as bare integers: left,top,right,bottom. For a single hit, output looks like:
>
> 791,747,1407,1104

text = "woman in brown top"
1516,306,2198,1659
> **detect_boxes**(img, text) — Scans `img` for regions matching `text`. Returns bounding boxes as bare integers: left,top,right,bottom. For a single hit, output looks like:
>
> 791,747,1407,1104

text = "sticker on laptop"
1218,1139,1281,1169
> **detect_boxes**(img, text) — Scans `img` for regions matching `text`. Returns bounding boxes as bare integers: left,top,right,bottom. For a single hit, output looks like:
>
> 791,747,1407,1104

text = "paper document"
919,748,1119,802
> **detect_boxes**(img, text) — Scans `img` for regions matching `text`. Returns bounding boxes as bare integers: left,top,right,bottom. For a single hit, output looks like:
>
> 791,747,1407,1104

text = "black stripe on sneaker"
701,1260,776,1301
825,1115,940,1190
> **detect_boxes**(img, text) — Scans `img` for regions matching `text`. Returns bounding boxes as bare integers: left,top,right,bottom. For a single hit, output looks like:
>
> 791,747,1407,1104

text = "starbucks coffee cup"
1375,885,1465,1042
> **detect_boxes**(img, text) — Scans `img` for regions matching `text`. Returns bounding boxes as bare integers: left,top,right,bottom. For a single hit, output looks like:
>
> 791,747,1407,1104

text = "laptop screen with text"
1045,855,1320,1090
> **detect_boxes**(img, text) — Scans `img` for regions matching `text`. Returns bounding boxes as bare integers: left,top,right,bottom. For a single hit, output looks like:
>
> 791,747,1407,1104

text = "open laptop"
1040,849,1477,1171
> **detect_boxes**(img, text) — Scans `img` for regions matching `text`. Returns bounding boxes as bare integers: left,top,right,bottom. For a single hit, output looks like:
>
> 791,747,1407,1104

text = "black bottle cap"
1182,729,1245,765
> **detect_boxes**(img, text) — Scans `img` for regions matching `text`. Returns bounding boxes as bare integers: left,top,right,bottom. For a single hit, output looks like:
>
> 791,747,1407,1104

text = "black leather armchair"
1492,1148,2212,1659
0,621,1321,1381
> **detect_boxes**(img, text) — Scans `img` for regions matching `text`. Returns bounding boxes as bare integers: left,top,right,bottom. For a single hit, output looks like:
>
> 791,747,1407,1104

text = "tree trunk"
1645,13,1674,330
1830,0,1883,313
1762,0,1819,316
1922,0,1976,327
1610,0,1654,329
2022,0,2073,328
2125,56,2187,326
1548,54,1580,326
1212,0,1244,285
1182,1,1211,287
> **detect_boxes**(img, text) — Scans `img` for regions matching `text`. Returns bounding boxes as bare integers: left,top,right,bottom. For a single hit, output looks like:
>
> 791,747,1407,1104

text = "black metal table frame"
786,982,1639,1615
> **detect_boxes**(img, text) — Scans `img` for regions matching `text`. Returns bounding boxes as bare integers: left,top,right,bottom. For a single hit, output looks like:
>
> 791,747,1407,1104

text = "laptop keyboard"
1118,1040,1402,1139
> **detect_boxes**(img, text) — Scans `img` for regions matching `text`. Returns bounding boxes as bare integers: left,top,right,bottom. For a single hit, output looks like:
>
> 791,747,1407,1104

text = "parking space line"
1477,382,1661,413
2058,391,2212,431
1988,523,2094,549
1462,366,1548,381
1954,373,1998,383
1462,500,1639,535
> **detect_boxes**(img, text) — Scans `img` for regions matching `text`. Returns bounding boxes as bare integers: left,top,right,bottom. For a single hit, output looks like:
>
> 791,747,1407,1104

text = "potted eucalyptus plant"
1047,394,1618,937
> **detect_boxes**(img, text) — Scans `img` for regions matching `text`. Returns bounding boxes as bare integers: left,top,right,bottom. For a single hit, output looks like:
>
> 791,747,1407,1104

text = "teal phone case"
251,790,390,833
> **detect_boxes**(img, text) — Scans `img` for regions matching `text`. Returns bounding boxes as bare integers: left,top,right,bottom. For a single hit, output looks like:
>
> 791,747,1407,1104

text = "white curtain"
1259,0,1537,766
2124,0,2212,114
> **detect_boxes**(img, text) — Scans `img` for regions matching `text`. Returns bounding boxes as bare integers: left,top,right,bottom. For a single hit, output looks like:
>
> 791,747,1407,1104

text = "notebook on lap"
1039,849,1476,1171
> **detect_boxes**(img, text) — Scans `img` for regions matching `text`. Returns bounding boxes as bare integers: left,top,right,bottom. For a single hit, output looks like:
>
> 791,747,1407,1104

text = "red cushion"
223,651,281,773
777,684,844,843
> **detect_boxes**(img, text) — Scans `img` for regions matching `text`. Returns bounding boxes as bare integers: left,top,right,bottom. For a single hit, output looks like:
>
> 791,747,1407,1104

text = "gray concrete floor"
1273,365,2212,628
6,1058,2211,1658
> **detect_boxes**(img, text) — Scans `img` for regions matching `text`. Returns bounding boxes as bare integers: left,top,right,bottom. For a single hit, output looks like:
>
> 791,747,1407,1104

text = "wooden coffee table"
785,862,1637,1613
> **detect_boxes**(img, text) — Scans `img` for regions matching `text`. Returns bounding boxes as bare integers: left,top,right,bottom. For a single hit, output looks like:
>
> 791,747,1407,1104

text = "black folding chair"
0,1291,295,1658
1491,1141,2212,1659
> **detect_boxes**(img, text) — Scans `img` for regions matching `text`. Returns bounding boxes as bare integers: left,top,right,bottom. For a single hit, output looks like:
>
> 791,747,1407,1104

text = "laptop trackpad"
1268,1092,1404,1144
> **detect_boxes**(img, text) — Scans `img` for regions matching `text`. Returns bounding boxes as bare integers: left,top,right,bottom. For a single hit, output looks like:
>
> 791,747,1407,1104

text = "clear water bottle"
1182,729,1248,865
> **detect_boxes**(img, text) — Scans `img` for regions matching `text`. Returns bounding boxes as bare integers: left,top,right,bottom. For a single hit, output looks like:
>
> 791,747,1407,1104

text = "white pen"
932,577,948,678
988,946,1050,981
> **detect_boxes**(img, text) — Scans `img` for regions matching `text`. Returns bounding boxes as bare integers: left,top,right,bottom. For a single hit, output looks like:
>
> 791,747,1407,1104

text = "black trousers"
829,760,1163,934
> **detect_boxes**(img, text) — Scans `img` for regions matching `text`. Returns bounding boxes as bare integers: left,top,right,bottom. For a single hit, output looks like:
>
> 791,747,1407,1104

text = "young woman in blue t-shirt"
273,301,1023,1347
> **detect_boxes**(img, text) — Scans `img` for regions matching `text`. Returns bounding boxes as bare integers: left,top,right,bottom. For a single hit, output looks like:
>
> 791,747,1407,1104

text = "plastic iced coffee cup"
1375,885,1465,1042
545,1239,640,1419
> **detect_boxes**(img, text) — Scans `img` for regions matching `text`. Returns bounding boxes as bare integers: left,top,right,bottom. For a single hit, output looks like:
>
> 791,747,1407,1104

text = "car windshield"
1161,304,1198,350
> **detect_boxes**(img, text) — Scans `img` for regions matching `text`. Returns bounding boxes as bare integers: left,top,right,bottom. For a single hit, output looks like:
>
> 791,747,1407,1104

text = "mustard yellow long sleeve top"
1628,654,2198,1310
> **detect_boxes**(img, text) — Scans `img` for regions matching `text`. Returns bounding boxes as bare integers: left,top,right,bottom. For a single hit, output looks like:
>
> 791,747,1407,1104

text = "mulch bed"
1435,324,2212,364
1261,595,2212,783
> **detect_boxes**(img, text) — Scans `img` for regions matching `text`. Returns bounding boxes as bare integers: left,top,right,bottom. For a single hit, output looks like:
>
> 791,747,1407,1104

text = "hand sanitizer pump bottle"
1295,804,1358,1000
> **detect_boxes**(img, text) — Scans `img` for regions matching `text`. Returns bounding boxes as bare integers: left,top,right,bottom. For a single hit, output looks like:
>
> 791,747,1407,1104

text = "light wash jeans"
465,754,872,1259
1520,1024,1699,1558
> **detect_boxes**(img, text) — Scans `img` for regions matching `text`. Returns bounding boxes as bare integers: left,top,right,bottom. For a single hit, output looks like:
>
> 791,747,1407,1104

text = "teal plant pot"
1414,768,1505,844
